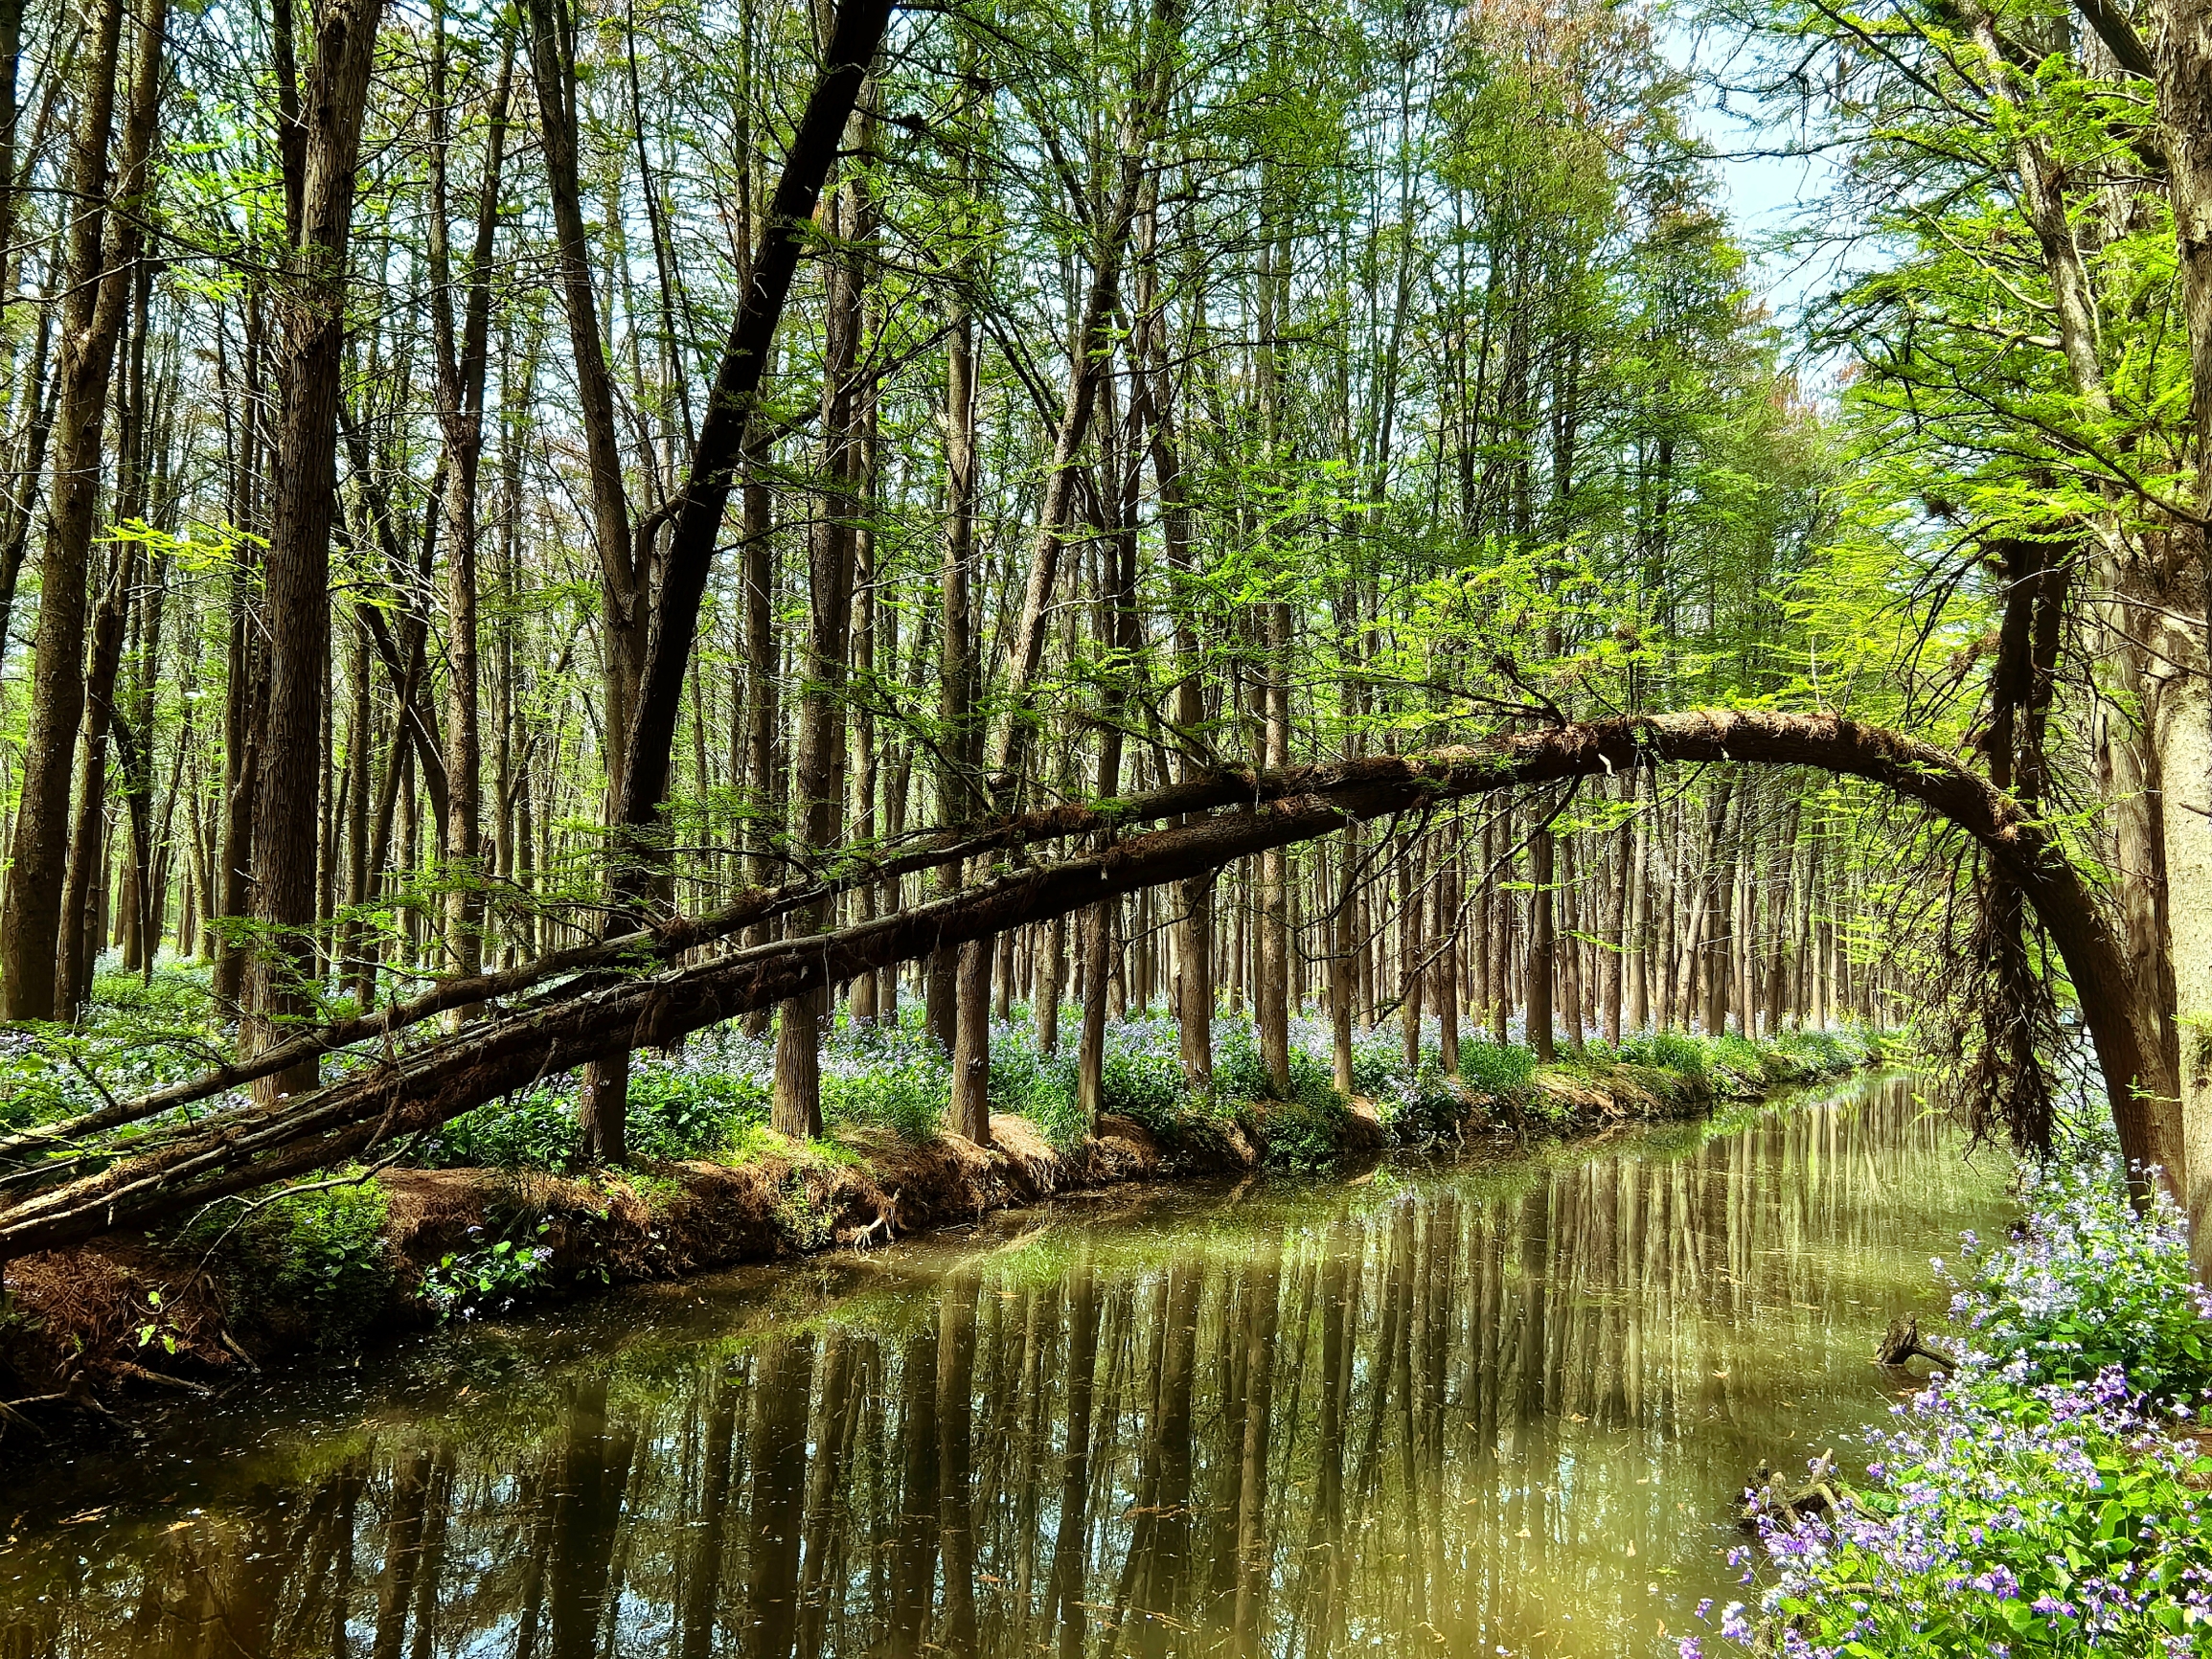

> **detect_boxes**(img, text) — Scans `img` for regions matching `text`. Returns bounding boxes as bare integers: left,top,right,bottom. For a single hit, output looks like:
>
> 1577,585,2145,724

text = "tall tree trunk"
1257,602,1293,1095
930,301,978,1053
429,26,512,1017
1527,818,1555,1061
1698,779,1736,1037
772,101,873,1142
525,0,646,1153
244,0,386,1097
0,0,129,1020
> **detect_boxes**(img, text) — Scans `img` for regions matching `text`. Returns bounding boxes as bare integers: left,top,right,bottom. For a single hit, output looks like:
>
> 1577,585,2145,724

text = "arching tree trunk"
0,711,2178,1261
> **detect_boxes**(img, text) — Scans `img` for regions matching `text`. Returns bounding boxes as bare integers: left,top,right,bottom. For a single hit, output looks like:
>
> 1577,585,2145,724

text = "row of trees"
6,0,2212,1241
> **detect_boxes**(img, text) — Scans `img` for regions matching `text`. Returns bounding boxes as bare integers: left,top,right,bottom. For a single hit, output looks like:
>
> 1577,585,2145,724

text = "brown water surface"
0,1072,2011,1659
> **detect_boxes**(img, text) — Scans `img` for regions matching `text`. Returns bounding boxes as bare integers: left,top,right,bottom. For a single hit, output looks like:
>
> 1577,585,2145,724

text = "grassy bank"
1685,1154,2212,1657
0,1000,1875,1424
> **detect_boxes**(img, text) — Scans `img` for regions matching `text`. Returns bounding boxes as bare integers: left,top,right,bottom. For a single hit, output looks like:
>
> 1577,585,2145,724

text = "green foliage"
1373,1058,1470,1142
1616,1029,1713,1084
1943,1160,2212,1403
987,1042,1083,1150
421,1068,770,1171
189,1176,397,1348
1097,1048,1187,1133
1711,1031,1767,1079
771,1173,835,1252
1459,1038,1539,1100
1699,1154,2212,1656
1250,1093,1357,1173
624,1068,770,1159
1212,1025,1336,1111
819,1031,950,1143
421,1218,556,1322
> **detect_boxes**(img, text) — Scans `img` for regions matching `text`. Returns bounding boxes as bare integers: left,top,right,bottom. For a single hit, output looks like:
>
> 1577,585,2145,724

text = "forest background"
0,0,2208,1255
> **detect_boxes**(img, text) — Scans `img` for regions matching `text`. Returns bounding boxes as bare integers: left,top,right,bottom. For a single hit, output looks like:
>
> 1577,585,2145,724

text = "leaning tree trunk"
0,712,2181,1261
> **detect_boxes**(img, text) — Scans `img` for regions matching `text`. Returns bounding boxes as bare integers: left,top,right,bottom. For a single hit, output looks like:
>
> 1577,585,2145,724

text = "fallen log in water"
1873,1313,1959,1372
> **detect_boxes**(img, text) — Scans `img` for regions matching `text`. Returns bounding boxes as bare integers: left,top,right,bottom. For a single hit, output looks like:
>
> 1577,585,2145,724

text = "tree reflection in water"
0,1074,2011,1659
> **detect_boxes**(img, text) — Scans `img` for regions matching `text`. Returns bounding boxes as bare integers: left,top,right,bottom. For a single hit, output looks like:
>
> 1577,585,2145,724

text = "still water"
0,1073,2012,1659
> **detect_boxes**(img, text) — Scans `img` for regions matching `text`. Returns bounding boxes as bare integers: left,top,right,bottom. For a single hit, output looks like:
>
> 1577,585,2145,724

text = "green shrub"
422,1067,770,1170
1099,1048,1187,1131
421,1217,556,1320
624,1067,770,1159
420,1089,587,1170
821,1041,948,1141
1349,1029,1408,1099
988,1042,1083,1148
1944,1157,2212,1402
191,1176,397,1348
1458,1038,1537,1100
1619,1028,1712,1083
1712,1031,1766,1077
1252,1092,1356,1172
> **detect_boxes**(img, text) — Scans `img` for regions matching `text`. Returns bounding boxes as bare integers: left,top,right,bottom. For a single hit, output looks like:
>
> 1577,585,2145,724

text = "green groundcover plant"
1680,1157,2212,1658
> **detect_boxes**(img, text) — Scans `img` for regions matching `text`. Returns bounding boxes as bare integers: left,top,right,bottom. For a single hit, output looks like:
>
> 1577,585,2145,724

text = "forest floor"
0,993,1876,1443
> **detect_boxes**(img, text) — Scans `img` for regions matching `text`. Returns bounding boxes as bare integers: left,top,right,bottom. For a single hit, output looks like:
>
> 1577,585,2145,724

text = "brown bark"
243,0,386,1097
0,0,129,1020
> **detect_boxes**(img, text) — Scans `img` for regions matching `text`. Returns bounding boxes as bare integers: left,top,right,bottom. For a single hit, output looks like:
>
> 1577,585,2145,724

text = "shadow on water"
0,1072,2013,1659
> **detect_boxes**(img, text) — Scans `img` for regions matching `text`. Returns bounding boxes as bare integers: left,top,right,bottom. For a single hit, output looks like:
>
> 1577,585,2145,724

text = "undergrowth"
181,1175,398,1350
390,1007,1874,1177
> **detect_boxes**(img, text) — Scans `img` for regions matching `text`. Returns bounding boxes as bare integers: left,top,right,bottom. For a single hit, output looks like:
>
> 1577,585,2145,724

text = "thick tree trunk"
243,0,385,1099
1329,836,1356,1095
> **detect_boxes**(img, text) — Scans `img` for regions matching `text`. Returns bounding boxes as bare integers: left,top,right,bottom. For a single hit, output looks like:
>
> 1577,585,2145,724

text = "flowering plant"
1681,1158,2212,1658
1942,1159,2212,1403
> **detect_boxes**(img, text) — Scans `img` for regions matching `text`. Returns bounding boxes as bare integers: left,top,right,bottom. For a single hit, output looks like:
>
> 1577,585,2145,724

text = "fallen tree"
0,710,2177,1260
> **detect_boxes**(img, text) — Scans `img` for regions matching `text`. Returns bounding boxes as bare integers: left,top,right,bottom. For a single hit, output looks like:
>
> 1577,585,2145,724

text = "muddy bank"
0,1041,1862,1442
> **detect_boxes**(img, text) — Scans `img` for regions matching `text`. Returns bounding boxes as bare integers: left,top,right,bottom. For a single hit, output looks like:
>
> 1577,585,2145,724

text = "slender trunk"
1256,603,1293,1094
929,306,978,1051
430,30,512,1016
772,101,872,1141
1528,820,1555,1061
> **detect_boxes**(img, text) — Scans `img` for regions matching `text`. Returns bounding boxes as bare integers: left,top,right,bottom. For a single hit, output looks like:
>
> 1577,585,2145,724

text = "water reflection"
0,1075,2011,1659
